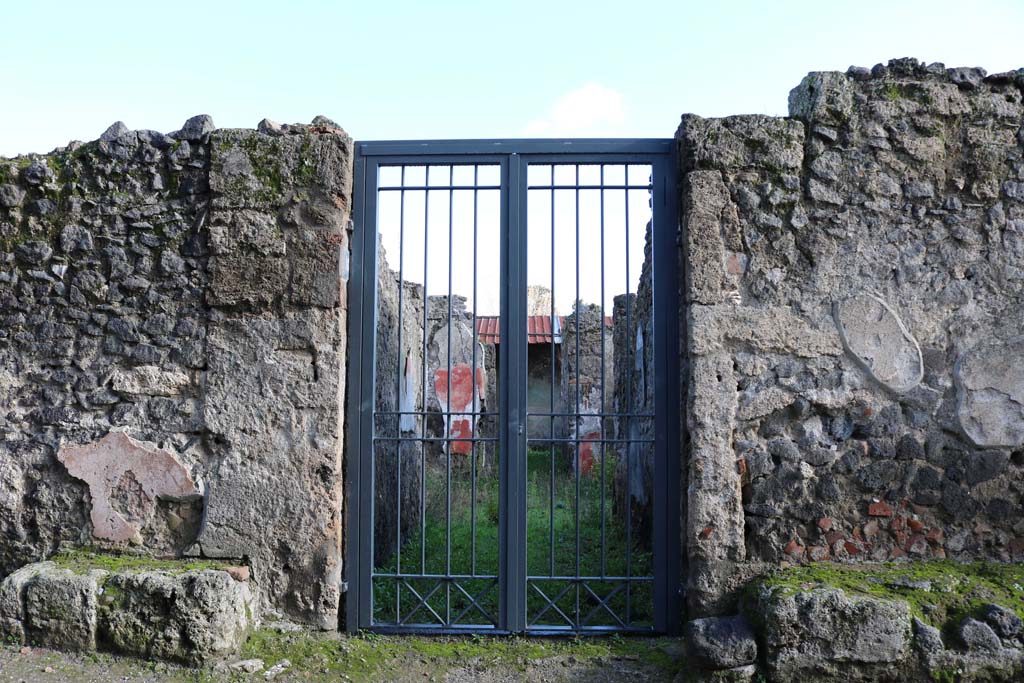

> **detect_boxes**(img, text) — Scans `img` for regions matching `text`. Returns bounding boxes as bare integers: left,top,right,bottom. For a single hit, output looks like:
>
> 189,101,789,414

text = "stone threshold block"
0,553,258,665
742,562,1024,682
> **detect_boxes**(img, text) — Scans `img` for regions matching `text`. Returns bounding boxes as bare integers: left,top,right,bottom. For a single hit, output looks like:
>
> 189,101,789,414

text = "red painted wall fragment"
433,364,486,455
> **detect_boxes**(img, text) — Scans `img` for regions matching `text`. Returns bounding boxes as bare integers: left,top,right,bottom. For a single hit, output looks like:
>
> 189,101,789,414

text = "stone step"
0,556,258,664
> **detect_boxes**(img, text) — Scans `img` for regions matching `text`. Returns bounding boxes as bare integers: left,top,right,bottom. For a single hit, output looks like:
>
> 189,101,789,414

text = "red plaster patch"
433,365,486,455
577,431,600,476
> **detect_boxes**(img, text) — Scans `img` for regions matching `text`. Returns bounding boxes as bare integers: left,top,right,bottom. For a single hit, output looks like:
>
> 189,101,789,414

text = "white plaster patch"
57,431,201,543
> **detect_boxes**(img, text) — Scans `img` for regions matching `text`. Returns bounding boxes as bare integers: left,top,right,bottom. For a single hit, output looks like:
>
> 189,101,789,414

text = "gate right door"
517,151,679,634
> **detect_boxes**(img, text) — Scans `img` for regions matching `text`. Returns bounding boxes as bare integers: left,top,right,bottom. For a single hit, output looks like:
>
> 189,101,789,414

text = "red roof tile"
476,315,611,344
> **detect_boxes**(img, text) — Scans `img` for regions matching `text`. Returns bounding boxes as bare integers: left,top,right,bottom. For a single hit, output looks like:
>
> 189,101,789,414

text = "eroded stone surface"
110,366,191,397
685,615,758,670
0,118,352,629
834,292,923,393
0,562,49,643
0,561,257,664
100,569,257,664
955,337,1024,448
1,562,102,652
199,310,344,630
754,586,912,681
57,432,201,544
23,567,104,652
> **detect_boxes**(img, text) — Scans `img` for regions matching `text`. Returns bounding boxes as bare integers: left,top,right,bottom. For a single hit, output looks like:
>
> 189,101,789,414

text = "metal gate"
346,140,679,635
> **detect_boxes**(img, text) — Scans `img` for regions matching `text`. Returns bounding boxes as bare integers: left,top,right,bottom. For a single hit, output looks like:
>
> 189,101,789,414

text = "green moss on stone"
931,666,961,683
51,549,233,575
240,134,284,201
881,81,933,105
99,581,126,609
748,561,1024,637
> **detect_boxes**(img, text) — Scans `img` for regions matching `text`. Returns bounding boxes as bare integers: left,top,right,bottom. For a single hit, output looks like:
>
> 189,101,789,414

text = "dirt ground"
0,630,688,683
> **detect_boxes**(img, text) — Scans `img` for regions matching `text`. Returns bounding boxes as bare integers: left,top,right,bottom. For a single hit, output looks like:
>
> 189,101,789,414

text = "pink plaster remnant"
433,364,486,455
577,431,600,476
57,431,201,543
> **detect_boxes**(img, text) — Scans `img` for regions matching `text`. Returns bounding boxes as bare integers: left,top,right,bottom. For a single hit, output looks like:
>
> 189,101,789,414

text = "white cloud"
522,83,627,137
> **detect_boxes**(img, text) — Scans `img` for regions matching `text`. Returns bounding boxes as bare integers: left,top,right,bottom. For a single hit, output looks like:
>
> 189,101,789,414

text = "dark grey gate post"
652,153,682,635
500,153,529,632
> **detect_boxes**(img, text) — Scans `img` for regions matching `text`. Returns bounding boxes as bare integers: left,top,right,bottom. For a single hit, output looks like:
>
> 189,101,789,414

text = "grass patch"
750,561,1024,638
238,628,683,682
373,447,653,628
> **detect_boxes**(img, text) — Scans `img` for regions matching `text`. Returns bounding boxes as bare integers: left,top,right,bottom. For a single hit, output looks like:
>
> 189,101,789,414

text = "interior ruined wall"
0,116,352,629
611,225,656,540
680,59,1024,617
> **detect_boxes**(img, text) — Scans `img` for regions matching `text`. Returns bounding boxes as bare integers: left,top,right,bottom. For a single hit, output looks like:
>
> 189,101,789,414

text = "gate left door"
346,140,679,635
347,146,511,633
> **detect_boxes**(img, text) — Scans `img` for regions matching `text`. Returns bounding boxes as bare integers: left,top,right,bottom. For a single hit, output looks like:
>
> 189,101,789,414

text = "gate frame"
345,139,680,635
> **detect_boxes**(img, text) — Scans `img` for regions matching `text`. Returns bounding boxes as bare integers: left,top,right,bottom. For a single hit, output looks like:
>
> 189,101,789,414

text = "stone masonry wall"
680,59,1024,617
1,119,214,578
0,115,352,629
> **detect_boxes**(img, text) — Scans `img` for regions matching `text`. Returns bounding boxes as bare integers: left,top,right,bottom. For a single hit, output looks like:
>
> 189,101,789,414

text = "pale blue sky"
1,0,1022,156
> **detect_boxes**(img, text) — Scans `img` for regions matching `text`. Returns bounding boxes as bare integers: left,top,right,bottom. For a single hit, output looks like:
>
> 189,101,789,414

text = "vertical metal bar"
624,168,633,625
421,166,430,577
395,166,406,592
344,146,369,632
573,164,581,629
446,168,454,626
652,154,682,635
497,156,511,630
470,166,479,578
393,165,405,626
548,175,556,580
599,164,607,579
